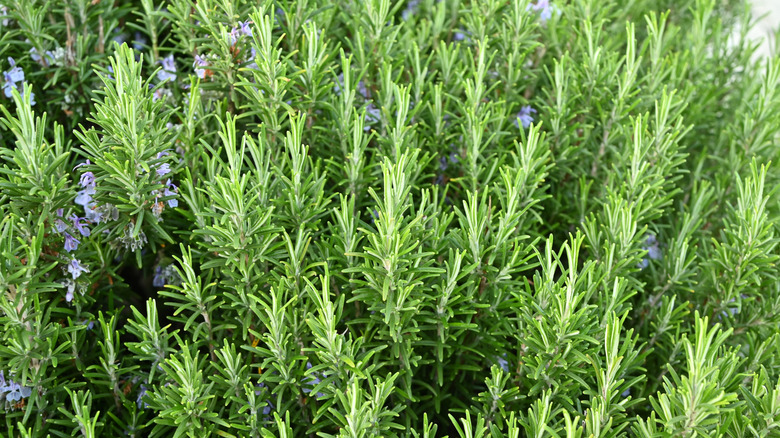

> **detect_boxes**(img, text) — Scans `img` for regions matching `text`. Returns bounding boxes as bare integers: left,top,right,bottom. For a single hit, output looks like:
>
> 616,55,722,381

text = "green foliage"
1,0,780,436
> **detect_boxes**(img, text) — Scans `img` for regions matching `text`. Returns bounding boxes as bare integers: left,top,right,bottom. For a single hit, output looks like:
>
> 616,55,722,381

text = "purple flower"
137,384,149,409
497,355,509,372
245,47,258,69
516,105,537,129
638,234,662,269
621,388,631,398
239,20,252,37
75,189,94,206
439,156,449,171
30,47,54,65
63,232,80,252
152,266,166,287
157,55,177,82
156,162,171,177
2,58,34,105
303,361,326,399
67,258,89,279
57,208,64,217
132,32,147,51
0,5,10,27
193,54,209,79
65,288,74,302
164,180,178,208
364,104,381,132
527,0,559,24
70,215,91,237
1,378,32,402
402,0,420,20
54,219,68,233
73,159,91,171
3,58,24,89
79,171,95,189
112,28,127,45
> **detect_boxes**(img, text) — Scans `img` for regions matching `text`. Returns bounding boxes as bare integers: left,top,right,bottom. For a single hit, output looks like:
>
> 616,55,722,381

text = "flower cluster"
0,4,11,27
302,362,326,399
402,0,421,20
151,179,179,220
157,55,177,82
193,54,211,80
638,234,662,269
2,57,35,105
436,150,460,185
29,46,55,66
152,263,181,287
526,0,560,24
0,371,32,403
137,383,149,409
229,20,253,45
515,105,537,129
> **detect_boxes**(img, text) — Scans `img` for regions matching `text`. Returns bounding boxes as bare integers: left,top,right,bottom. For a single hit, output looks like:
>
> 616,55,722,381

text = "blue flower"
75,189,94,206
527,0,559,24
0,372,33,402
29,47,54,65
193,54,209,79
2,58,34,105
516,105,537,129
364,104,381,132
3,58,24,93
157,55,177,82
638,234,662,269
70,215,91,237
303,362,326,399
156,162,171,177
63,232,80,252
239,20,252,37
152,264,181,287
79,171,95,189
245,47,258,70
137,384,149,409
132,32,147,51
439,156,449,171
2,380,32,402
402,0,420,20
67,258,89,279
112,28,127,45
54,219,68,233
497,355,509,372
164,179,178,208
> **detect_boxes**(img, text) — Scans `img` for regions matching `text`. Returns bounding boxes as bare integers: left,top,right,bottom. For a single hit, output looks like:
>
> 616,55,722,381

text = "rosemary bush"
1,0,780,436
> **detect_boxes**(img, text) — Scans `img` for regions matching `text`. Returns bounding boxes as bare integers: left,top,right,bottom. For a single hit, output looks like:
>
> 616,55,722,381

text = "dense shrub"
1,0,780,436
